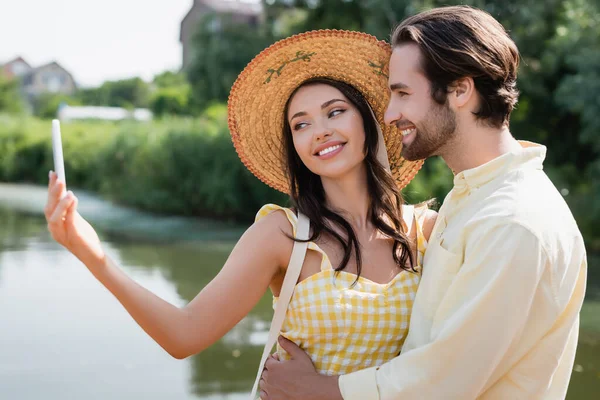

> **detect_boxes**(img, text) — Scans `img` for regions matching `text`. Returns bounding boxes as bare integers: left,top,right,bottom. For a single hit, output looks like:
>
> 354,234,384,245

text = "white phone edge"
52,119,66,187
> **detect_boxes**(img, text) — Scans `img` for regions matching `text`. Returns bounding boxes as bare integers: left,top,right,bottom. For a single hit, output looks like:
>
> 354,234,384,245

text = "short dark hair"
391,6,520,128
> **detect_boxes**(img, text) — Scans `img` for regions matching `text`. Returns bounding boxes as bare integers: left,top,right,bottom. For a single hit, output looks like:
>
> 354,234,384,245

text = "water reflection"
0,208,47,252
0,208,598,398
115,240,274,395
0,207,271,399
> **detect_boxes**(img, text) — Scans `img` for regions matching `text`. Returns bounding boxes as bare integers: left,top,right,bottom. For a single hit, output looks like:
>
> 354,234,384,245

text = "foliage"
77,77,151,109
32,92,82,119
0,0,598,247
153,70,188,89
263,0,600,248
0,74,24,114
0,113,286,221
186,13,275,111
150,85,190,117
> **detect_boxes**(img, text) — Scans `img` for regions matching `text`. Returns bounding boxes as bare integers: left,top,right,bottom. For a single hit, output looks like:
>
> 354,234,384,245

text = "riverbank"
0,182,244,244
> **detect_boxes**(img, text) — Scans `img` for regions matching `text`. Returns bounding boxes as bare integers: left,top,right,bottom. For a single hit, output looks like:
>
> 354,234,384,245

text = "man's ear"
450,76,476,108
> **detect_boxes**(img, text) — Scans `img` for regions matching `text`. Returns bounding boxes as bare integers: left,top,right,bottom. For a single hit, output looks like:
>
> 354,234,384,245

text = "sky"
0,0,193,87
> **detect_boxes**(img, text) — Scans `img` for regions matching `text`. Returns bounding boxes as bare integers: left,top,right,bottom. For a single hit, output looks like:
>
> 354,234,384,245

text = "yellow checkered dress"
255,204,429,376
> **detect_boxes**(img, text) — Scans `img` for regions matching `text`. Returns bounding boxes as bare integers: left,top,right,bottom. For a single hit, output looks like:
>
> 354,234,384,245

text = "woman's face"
287,83,367,181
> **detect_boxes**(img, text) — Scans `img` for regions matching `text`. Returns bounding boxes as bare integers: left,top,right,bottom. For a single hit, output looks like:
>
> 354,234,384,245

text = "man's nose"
384,100,402,127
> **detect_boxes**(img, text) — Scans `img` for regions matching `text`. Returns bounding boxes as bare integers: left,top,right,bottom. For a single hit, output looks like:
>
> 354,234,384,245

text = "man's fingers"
277,336,305,360
259,377,271,399
264,355,280,370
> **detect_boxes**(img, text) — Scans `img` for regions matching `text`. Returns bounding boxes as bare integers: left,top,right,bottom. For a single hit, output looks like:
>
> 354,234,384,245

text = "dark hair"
391,5,520,128
282,77,415,282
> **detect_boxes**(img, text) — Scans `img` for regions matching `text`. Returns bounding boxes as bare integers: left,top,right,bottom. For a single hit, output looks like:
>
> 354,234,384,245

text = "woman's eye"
294,122,308,131
329,109,345,118
396,91,408,98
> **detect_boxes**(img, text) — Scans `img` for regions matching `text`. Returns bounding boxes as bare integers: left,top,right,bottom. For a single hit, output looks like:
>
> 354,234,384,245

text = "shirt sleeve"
339,221,551,400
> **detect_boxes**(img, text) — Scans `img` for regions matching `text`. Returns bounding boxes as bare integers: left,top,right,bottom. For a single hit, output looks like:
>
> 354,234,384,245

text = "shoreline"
0,182,245,244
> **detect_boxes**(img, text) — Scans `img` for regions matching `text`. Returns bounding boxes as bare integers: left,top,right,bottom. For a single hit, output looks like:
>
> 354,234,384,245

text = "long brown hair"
392,6,520,128
282,78,415,281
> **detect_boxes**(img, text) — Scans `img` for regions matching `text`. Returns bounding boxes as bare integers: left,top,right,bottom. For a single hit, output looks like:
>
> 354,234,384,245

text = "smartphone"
52,119,67,188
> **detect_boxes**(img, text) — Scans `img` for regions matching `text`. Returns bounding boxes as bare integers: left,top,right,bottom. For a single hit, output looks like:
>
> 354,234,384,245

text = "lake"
0,185,598,399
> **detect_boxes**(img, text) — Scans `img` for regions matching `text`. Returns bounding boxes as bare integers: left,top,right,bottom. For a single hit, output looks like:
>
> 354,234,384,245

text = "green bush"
0,111,596,246
150,85,190,117
0,75,24,114
0,113,286,222
33,93,82,119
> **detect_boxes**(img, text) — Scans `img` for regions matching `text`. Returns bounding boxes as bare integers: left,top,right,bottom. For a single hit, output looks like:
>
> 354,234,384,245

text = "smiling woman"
42,29,435,399
279,76,419,282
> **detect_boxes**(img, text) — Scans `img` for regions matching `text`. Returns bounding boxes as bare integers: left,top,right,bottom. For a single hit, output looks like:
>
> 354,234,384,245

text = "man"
258,5,587,400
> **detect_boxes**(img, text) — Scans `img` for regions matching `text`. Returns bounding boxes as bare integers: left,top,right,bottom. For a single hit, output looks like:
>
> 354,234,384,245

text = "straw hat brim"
228,29,423,194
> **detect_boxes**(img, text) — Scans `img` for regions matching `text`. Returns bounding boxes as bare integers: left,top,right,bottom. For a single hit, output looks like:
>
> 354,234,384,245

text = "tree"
0,74,24,114
33,92,82,119
186,13,275,112
77,77,151,109
265,0,600,246
153,70,188,89
150,85,190,117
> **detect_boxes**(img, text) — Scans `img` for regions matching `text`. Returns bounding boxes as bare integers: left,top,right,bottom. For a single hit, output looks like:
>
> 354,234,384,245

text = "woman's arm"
45,172,293,359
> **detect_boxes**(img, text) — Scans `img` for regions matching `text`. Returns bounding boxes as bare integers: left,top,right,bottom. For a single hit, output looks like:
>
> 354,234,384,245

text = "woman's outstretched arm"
45,171,293,359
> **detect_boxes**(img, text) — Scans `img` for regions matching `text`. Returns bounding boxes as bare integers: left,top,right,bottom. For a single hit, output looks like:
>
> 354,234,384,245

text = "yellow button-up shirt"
339,142,587,399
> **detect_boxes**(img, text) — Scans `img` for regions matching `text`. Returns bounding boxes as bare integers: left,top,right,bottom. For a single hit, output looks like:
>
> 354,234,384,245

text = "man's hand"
259,336,343,400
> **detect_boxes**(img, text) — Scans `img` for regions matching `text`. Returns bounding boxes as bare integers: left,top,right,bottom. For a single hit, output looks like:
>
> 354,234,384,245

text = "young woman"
44,30,435,379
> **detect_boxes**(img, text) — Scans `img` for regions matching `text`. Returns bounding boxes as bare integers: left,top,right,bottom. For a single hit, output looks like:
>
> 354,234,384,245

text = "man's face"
385,43,457,161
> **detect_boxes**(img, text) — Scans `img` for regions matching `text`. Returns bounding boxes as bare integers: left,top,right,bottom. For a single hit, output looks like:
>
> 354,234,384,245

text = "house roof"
26,61,72,74
23,61,77,87
1,56,33,79
2,56,32,69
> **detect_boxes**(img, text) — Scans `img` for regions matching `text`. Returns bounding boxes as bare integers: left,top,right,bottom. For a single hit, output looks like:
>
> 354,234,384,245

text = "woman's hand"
45,171,105,266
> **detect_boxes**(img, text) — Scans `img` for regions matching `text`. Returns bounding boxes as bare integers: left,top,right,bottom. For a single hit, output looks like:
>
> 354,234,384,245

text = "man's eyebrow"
390,82,409,91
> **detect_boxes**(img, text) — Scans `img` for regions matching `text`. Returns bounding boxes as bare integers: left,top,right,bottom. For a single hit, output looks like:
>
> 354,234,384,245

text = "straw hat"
227,29,423,194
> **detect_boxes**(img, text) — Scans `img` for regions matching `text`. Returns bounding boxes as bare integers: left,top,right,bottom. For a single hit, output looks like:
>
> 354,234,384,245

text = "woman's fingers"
48,170,55,189
45,178,66,220
48,191,75,225
44,172,57,219
65,194,78,225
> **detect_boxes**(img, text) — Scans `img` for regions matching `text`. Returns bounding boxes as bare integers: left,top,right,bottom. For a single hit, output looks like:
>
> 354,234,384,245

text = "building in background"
1,56,32,79
1,57,77,102
21,61,77,99
180,0,264,70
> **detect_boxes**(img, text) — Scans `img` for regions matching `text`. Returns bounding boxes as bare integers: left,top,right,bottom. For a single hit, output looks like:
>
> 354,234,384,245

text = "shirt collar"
453,141,546,190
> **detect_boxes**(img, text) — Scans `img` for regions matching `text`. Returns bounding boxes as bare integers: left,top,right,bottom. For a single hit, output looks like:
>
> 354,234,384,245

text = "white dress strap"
249,211,310,399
